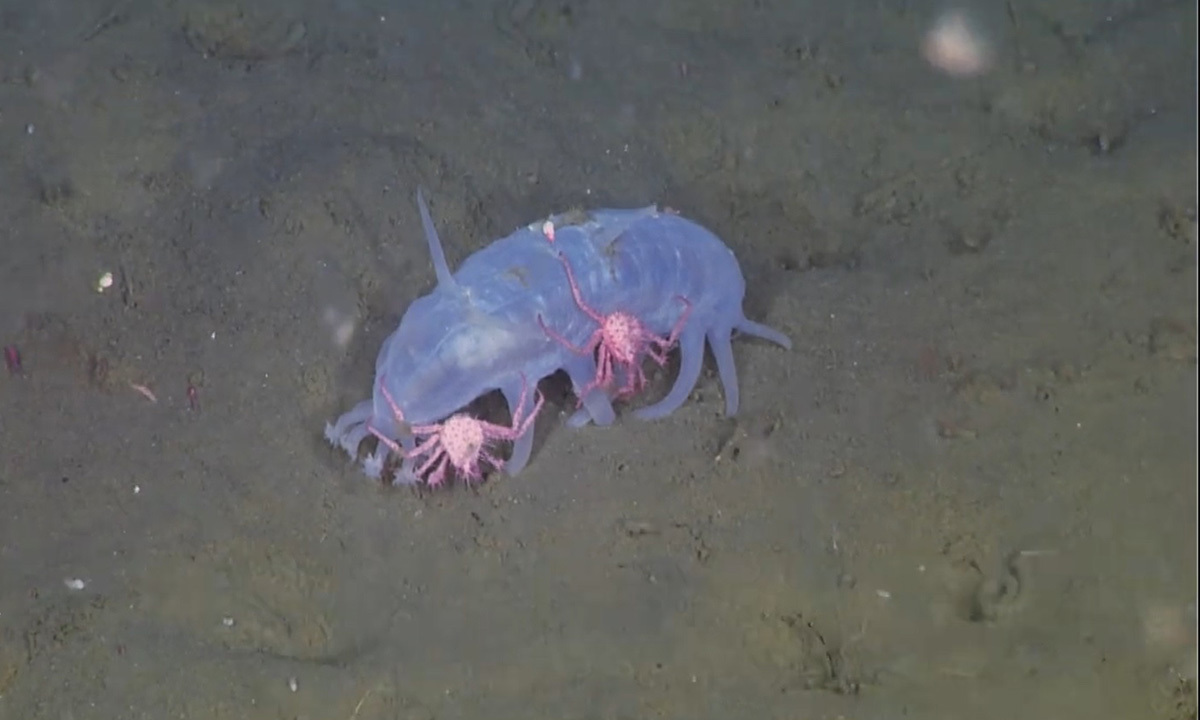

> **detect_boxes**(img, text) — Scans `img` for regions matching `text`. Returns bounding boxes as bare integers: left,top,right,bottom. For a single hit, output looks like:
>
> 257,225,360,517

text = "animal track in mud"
771,612,869,696
939,534,1056,625
613,517,713,566
1159,673,1197,720
493,0,586,68
727,185,859,273
989,0,1190,154
0,593,108,695
141,541,334,661
960,550,1041,624
182,3,306,62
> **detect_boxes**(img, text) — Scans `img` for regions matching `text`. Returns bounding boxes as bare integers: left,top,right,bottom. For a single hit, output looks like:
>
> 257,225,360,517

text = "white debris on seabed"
63,578,87,590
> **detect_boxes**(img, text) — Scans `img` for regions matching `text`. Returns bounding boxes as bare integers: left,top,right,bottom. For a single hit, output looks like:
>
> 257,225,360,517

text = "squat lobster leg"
538,251,691,404
367,374,545,487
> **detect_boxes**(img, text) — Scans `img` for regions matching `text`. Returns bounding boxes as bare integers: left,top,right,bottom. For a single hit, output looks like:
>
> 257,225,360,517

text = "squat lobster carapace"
537,250,692,404
367,373,545,487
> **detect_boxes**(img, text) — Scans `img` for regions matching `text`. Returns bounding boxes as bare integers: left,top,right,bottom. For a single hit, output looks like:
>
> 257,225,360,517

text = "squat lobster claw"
367,374,545,487
538,251,691,404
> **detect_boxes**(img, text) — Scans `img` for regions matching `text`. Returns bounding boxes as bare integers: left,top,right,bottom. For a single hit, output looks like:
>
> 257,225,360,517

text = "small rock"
937,417,978,440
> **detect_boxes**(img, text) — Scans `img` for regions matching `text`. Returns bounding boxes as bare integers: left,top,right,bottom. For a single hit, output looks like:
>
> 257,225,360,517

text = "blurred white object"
313,257,358,350
323,306,356,349
922,10,992,78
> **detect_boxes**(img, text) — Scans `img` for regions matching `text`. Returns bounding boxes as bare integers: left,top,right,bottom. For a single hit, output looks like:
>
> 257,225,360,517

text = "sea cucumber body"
325,201,790,483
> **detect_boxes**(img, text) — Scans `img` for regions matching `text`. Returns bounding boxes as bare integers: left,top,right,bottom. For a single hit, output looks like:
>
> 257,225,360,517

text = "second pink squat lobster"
538,249,691,404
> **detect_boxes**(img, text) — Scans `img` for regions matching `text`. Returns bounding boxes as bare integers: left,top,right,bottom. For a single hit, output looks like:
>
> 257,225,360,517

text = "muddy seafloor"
0,1,1196,718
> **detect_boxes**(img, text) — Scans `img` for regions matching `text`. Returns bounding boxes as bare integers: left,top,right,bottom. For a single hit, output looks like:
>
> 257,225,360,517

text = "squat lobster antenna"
416,187,460,291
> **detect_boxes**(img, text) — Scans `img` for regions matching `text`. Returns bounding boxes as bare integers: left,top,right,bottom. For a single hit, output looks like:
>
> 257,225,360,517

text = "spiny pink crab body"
538,250,691,404
367,375,543,488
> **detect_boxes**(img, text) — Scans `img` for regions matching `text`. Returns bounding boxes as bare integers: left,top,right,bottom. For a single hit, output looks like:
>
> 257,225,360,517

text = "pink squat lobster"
368,376,544,487
537,248,691,404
